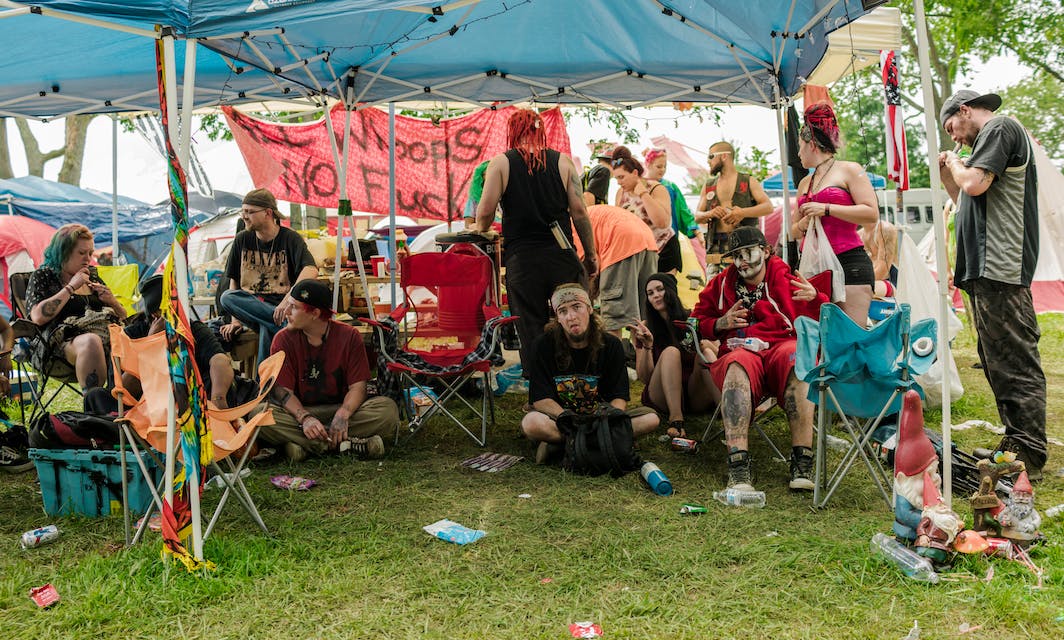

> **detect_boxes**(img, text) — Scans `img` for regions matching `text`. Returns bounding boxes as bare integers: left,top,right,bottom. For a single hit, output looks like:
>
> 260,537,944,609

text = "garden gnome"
915,470,963,564
893,391,939,544
998,471,1041,547
970,456,1024,534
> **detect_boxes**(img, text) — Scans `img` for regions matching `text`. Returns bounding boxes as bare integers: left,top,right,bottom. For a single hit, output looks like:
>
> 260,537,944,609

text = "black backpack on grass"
29,411,121,450
557,406,642,478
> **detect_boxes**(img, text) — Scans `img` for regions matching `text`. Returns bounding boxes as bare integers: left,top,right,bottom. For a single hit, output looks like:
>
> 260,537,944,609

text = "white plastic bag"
797,216,846,303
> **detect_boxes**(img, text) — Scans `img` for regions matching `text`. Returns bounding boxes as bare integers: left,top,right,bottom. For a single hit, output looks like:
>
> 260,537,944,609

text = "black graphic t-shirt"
224,226,316,305
528,332,629,414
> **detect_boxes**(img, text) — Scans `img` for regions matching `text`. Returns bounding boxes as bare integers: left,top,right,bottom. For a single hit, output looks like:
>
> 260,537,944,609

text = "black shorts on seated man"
260,279,399,462
522,283,659,464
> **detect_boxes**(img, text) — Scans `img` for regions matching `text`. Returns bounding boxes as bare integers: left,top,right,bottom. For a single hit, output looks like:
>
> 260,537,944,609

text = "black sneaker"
727,450,755,491
973,437,1044,483
0,445,33,473
789,446,815,491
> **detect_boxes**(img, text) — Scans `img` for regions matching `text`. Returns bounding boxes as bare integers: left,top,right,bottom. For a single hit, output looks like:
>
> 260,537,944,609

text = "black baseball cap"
140,274,164,315
723,227,767,257
939,90,1001,127
289,280,332,312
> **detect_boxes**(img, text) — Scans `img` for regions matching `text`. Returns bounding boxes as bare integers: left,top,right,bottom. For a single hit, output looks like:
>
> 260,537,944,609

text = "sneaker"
283,442,308,463
535,441,563,465
727,450,755,492
348,435,385,460
973,437,1044,483
0,445,34,473
789,446,815,491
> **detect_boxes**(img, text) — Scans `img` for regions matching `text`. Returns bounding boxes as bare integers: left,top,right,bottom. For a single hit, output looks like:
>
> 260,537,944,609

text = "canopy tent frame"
0,0,958,511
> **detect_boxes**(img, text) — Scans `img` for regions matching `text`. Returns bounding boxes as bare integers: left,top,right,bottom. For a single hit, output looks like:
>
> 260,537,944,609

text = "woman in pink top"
790,102,879,325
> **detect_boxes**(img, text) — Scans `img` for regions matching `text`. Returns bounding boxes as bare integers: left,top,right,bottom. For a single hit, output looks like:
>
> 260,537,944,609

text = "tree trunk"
15,118,65,177
57,115,93,185
0,119,13,179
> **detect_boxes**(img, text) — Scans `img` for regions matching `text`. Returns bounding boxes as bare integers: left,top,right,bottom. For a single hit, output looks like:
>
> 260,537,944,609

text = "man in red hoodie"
692,227,826,493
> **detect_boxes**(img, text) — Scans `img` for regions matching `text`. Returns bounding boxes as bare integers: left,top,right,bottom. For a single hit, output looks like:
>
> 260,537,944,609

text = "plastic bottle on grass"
1044,504,1064,519
712,488,766,508
870,533,939,584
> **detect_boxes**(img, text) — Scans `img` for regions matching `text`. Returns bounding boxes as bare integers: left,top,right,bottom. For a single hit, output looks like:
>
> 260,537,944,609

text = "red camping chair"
362,250,518,446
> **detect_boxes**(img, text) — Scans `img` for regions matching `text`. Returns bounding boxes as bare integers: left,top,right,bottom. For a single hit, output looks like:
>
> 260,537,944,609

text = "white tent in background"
805,6,903,87
917,127,1064,315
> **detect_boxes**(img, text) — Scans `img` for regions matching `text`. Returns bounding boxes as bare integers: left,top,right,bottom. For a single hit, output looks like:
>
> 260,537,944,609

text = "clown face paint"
735,246,765,279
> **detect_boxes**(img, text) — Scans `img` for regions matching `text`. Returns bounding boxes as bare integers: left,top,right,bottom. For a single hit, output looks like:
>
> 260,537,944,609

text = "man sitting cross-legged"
691,228,826,492
522,283,659,464
260,280,399,462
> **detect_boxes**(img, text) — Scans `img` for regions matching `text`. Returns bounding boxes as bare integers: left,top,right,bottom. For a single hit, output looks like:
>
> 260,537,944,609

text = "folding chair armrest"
11,317,41,340
481,313,518,353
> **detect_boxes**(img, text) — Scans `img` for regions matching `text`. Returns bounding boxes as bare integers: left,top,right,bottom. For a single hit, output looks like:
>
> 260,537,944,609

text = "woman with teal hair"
25,223,126,390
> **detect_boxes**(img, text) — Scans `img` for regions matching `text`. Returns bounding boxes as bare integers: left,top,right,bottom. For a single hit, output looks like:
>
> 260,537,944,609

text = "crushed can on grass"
29,583,60,608
679,503,708,515
20,525,60,550
671,437,698,453
569,621,603,638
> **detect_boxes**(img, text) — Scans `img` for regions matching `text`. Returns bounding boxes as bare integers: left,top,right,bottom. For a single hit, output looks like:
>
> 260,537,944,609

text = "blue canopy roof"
763,167,887,191
0,1,875,118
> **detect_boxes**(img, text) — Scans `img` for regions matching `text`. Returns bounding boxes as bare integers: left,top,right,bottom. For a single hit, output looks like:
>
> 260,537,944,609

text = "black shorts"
836,246,874,287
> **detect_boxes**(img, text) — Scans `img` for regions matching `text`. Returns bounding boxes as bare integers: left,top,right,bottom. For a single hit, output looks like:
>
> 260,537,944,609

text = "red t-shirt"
271,321,370,406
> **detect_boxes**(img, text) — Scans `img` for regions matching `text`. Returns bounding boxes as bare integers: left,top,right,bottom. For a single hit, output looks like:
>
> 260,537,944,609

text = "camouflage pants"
966,278,1047,466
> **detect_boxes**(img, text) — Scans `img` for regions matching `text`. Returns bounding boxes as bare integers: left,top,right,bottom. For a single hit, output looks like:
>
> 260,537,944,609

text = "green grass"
2,315,1063,639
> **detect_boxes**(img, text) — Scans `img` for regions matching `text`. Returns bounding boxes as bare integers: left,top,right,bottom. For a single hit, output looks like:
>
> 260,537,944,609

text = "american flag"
881,50,909,191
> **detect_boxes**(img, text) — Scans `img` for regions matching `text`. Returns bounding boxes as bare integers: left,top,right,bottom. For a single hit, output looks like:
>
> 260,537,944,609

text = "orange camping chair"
362,250,518,447
108,324,283,543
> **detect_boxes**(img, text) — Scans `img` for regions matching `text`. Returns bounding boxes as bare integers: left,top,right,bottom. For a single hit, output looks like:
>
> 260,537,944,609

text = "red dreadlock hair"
507,108,548,174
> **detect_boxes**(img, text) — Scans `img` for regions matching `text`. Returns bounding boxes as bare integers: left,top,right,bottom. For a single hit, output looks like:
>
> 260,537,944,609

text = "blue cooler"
29,448,161,517
7,369,37,405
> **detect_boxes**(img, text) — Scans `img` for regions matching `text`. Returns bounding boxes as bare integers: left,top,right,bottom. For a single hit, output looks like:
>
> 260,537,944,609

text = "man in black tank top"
476,109,598,377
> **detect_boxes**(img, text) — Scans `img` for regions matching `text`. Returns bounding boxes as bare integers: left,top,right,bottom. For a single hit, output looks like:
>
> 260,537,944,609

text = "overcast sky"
6,55,1027,206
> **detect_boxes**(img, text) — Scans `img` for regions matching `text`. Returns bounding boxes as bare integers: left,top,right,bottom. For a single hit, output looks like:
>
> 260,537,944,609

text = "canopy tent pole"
324,94,370,315
773,84,792,265
388,103,397,308
160,33,179,542
913,0,954,506
111,115,120,264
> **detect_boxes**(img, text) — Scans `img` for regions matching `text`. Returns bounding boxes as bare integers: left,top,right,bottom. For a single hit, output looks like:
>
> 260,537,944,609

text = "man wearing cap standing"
522,283,659,464
691,227,825,492
220,188,319,365
260,280,399,462
939,89,1046,481
582,143,615,206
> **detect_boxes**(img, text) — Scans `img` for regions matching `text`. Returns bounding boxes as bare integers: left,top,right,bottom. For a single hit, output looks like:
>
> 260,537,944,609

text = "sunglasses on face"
707,151,731,160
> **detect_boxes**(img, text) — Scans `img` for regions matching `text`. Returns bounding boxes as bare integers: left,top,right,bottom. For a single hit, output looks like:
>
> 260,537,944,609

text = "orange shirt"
573,204,658,271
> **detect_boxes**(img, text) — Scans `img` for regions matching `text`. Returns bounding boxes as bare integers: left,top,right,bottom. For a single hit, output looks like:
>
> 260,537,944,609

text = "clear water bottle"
1045,504,1064,519
712,488,766,508
870,533,940,584
640,462,673,496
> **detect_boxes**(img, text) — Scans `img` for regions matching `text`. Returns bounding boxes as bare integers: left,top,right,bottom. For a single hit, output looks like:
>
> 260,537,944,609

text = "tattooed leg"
721,363,752,452
67,333,107,390
783,372,813,448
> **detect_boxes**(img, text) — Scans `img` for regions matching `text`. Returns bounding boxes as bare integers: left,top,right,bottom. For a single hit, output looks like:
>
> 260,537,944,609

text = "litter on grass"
569,621,603,638
460,452,523,472
270,475,317,491
29,584,60,608
423,519,486,545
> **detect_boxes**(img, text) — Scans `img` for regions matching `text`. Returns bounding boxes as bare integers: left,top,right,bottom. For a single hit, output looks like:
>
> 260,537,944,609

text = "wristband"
824,203,831,217
298,413,312,426
64,284,74,295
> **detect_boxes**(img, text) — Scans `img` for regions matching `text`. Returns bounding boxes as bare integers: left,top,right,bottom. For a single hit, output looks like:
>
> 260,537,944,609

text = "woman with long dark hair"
630,273,718,437
790,102,879,325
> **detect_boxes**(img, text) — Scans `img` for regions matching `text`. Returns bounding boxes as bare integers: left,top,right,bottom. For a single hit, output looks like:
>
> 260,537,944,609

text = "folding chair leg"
813,384,830,508
813,386,894,510
204,431,269,540
119,423,168,546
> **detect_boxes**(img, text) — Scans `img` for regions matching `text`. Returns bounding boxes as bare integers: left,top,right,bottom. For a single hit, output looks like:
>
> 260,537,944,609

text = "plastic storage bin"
28,448,161,517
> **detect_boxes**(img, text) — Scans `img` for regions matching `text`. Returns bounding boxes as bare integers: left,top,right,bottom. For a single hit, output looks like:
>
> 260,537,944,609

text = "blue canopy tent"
0,175,145,205
3,0,965,544
763,167,888,192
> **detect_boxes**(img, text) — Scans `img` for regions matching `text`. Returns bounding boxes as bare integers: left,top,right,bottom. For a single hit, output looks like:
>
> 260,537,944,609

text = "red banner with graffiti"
223,105,571,220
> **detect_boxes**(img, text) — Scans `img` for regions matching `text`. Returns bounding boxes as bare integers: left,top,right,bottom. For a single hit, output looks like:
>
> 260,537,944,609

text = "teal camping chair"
794,303,936,509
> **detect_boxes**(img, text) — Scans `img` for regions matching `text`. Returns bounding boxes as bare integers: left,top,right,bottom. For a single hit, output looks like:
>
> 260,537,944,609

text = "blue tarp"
0,175,146,206
0,1,875,118
763,167,887,192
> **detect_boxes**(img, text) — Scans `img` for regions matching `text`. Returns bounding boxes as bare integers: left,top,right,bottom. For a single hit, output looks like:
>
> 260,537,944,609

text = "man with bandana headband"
691,228,826,492
522,283,660,465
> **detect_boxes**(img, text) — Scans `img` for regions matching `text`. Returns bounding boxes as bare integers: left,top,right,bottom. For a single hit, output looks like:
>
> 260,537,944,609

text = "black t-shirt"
224,226,316,305
583,164,611,205
528,331,629,414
